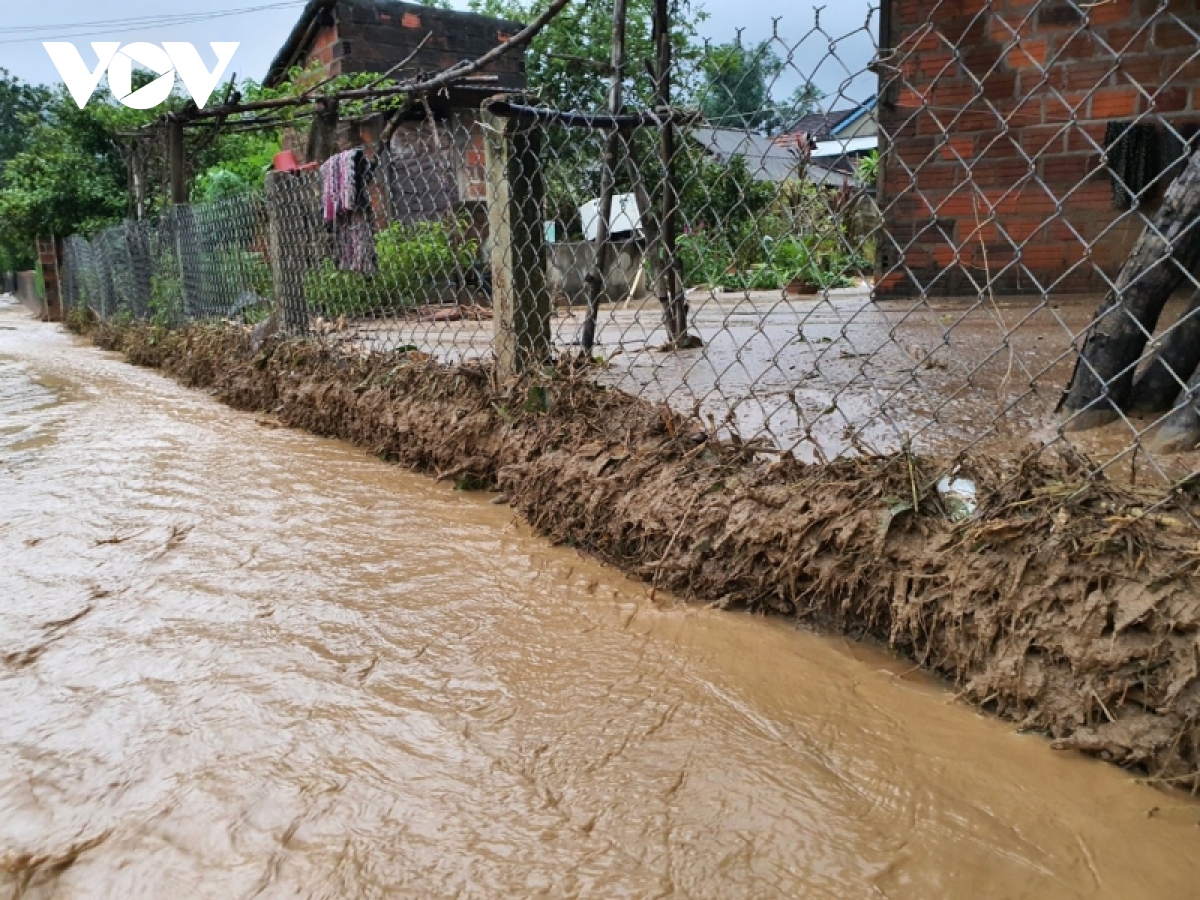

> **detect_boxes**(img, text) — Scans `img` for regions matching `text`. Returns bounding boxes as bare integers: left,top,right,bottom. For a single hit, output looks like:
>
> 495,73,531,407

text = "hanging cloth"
319,148,376,273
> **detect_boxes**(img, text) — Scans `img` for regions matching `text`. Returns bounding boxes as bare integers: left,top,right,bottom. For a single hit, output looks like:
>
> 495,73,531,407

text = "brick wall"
295,0,526,90
877,0,1200,298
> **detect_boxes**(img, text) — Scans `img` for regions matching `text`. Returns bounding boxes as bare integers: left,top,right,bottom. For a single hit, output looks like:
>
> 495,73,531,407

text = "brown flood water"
2,299,1200,899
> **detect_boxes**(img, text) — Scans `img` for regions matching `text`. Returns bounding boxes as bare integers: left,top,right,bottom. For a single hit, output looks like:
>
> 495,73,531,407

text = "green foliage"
253,60,410,124
468,0,703,111
0,69,284,267
855,149,880,187
306,220,478,318
680,151,777,245
676,157,866,292
699,42,782,132
470,0,703,242
230,249,274,299
0,68,50,168
698,42,822,134
677,230,729,288
192,134,280,203
0,65,51,269
684,231,858,293
0,85,142,259
150,254,182,328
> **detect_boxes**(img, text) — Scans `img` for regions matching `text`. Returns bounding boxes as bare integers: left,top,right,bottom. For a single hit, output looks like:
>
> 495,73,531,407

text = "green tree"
468,0,703,111
781,82,823,131
0,73,283,262
0,82,161,259
698,42,821,134
0,70,51,269
0,69,49,170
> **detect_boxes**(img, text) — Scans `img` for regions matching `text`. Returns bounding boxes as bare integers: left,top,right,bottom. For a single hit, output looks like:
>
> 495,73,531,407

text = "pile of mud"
87,319,1200,787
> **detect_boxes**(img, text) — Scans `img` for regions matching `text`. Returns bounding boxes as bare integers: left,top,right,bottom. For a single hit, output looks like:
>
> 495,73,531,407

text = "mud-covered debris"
81,319,1200,791
937,475,978,520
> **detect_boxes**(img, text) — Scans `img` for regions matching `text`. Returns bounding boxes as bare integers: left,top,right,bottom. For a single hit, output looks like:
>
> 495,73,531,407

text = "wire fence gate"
60,0,1200,536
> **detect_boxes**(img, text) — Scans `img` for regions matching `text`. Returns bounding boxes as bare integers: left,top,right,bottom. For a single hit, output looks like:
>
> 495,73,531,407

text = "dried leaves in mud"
89,320,1200,790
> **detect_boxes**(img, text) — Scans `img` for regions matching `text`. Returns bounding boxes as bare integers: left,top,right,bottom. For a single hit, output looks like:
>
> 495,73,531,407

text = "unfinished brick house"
876,0,1200,297
264,0,526,223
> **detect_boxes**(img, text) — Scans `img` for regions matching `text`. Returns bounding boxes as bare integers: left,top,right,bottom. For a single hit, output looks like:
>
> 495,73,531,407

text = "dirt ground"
80,317,1200,791
341,286,1200,485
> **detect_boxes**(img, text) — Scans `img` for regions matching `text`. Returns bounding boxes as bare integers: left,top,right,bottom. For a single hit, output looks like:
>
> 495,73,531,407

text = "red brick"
994,188,1057,216
1038,3,1086,28
941,136,976,161
962,111,1013,134
1041,152,1101,185
1007,38,1049,70
1116,55,1167,88
931,80,983,106
1151,86,1190,112
1019,124,1069,154
1060,59,1119,91
1087,0,1136,24
1044,90,1089,120
980,71,1019,102
936,190,988,218
989,14,1021,44
1104,25,1152,54
1018,244,1065,267
1153,21,1199,50
904,248,934,269
917,50,958,76
994,217,1045,241
1065,123,1106,152
897,88,927,111
1068,181,1117,211
1089,87,1141,118
913,165,966,190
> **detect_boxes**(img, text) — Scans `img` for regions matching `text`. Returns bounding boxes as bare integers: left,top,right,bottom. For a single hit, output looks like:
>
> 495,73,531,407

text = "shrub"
306,219,479,318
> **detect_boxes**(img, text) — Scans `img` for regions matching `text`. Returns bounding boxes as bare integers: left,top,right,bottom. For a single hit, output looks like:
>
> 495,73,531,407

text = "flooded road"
2,299,1199,899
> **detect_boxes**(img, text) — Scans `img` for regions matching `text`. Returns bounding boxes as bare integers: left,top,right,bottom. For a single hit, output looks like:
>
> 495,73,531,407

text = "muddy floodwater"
2,300,1200,899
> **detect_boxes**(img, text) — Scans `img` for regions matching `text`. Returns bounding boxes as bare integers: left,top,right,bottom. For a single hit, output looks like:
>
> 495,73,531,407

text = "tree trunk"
1128,287,1200,413
1060,144,1200,429
1150,357,1200,452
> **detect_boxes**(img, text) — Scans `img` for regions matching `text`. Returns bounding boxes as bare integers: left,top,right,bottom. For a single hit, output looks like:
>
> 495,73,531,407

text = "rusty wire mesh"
59,0,1200,531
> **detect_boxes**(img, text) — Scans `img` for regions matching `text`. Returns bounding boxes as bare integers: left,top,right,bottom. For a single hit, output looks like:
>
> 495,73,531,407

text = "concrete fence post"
265,171,312,336
482,108,550,379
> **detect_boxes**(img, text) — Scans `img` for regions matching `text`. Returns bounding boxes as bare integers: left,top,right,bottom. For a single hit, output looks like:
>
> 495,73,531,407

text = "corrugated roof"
786,107,861,142
690,127,851,188
810,136,879,158
785,96,877,141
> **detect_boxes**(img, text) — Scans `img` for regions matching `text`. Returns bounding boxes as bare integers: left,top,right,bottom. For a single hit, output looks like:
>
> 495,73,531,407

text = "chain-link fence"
60,0,1200,531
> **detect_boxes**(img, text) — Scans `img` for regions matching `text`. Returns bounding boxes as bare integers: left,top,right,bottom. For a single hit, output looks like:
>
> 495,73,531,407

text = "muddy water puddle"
2,300,1199,899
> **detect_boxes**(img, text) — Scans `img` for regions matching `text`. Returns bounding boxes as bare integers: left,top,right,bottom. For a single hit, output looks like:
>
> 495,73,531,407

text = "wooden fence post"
483,107,550,379
168,118,188,206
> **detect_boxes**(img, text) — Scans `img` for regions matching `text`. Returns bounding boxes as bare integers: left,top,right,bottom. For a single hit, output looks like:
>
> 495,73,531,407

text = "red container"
273,150,300,172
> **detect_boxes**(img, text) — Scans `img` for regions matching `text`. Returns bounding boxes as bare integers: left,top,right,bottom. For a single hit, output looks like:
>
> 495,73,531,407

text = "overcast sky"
0,0,877,109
